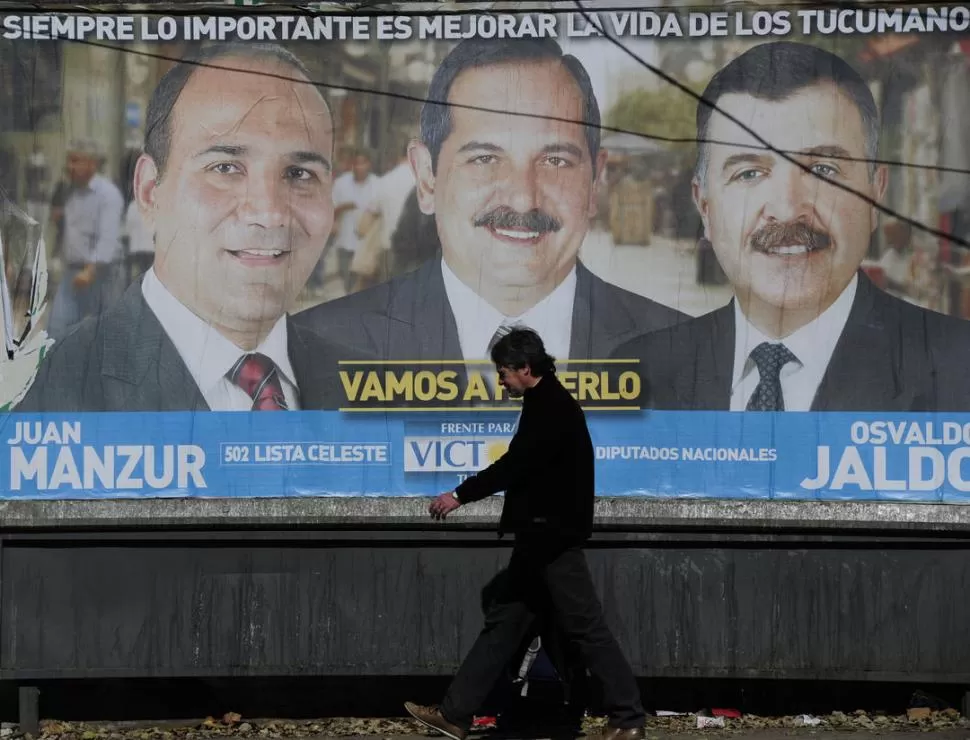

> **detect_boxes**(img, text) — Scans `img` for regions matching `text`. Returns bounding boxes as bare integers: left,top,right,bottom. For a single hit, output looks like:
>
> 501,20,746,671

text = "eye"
731,168,764,183
543,155,573,168
284,166,318,183
811,163,839,179
469,154,497,165
208,162,241,176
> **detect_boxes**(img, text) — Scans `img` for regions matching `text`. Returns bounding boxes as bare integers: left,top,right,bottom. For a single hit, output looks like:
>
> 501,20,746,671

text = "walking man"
405,328,646,740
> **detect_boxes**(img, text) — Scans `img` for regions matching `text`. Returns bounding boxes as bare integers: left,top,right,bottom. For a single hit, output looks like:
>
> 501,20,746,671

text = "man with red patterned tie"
18,43,355,412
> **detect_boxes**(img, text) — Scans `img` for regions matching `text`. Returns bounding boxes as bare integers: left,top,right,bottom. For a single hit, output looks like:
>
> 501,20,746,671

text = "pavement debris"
696,715,726,729
0,709,960,739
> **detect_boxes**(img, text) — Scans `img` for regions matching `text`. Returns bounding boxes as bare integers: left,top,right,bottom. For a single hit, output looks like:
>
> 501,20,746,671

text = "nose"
762,163,816,224
239,169,287,229
501,162,540,214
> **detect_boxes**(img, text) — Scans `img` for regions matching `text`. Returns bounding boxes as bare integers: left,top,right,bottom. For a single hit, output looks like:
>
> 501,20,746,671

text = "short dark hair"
120,147,142,206
490,327,556,377
144,43,328,177
695,41,879,186
420,37,600,172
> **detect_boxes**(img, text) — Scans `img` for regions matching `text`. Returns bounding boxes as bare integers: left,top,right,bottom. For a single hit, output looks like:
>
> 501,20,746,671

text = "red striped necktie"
228,353,288,411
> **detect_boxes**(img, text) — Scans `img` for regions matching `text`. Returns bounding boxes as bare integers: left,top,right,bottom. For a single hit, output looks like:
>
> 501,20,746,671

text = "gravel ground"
5,710,967,740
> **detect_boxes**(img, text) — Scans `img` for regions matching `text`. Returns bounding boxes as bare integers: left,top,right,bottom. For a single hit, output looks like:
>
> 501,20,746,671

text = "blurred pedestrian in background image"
46,138,125,341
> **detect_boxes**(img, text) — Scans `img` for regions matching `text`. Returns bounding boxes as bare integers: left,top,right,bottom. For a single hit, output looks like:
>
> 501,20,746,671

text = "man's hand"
429,491,461,521
72,263,96,289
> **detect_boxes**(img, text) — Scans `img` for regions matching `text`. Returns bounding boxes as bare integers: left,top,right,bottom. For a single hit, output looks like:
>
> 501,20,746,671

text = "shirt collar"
732,273,858,388
141,267,297,395
440,258,577,359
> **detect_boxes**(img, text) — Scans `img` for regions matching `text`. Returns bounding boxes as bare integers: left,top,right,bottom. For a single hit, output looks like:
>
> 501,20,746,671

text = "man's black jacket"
455,372,594,541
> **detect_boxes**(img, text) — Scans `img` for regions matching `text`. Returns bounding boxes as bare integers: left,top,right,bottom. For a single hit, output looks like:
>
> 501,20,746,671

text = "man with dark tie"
18,43,352,412
294,38,686,368
614,41,970,412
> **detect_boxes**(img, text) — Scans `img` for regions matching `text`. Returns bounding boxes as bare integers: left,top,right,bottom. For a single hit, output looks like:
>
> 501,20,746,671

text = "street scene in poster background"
1,7,970,500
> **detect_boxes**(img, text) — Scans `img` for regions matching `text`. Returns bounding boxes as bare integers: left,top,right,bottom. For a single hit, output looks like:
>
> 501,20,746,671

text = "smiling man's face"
138,56,334,342
410,59,605,309
694,82,887,336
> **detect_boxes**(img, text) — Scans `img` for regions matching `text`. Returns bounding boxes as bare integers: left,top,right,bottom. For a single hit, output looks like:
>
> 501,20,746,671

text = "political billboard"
2,6,970,501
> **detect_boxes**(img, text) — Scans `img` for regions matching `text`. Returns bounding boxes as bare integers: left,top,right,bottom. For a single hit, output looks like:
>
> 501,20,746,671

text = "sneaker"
404,702,468,740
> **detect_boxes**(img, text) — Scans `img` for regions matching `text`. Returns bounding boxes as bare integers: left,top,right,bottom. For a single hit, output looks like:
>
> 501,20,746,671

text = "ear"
691,175,711,239
134,154,160,228
870,165,888,232
408,141,436,216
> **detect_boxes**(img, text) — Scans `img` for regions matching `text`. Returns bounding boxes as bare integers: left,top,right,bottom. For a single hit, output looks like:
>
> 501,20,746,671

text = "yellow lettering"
414,370,437,401
386,371,413,401
578,372,599,400
559,371,577,393
437,370,459,401
619,371,640,400
600,371,620,401
463,372,490,401
360,372,387,402
339,371,364,401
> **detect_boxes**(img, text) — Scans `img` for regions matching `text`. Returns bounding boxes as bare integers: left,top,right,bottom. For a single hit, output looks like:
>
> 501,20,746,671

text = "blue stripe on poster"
1,412,970,502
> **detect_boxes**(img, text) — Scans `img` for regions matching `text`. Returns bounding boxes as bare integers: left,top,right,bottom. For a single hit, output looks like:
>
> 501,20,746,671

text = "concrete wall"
0,498,967,683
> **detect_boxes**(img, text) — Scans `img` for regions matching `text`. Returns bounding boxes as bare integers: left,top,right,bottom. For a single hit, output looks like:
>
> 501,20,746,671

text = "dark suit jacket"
16,283,355,412
292,257,687,362
613,272,970,412
456,372,594,541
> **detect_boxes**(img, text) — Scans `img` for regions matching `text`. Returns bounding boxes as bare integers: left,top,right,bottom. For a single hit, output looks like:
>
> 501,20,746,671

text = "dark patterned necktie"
228,353,288,411
746,342,797,411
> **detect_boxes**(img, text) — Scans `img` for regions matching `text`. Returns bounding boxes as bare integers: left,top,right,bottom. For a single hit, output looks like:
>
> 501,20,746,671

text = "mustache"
749,221,831,253
474,207,561,233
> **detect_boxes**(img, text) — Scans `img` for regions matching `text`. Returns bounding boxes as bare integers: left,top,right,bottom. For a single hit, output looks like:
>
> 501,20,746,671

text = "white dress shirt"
440,258,577,362
730,274,858,412
141,268,300,411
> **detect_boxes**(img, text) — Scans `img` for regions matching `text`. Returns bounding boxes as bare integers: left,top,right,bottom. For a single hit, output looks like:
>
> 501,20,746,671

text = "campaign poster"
2,6,970,501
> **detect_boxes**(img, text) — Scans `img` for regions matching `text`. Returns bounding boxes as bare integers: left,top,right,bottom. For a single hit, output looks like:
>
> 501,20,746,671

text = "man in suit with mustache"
18,43,354,412
614,41,970,412
293,37,686,374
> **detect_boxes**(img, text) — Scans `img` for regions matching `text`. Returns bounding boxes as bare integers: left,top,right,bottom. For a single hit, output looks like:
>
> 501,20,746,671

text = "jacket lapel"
569,264,596,359
100,284,209,411
569,263,641,359
673,303,734,410
288,319,360,410
812,274,916,411
361,258,463,362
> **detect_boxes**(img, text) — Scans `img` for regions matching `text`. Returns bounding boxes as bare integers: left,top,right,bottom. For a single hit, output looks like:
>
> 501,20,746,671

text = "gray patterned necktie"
746,342,797,411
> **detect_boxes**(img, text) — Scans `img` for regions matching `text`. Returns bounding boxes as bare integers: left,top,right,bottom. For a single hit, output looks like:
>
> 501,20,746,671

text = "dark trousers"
441,540,645,730
479,569,590,724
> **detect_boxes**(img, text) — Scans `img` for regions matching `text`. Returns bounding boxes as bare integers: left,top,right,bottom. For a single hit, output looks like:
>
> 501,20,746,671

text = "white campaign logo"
404,436,510,473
